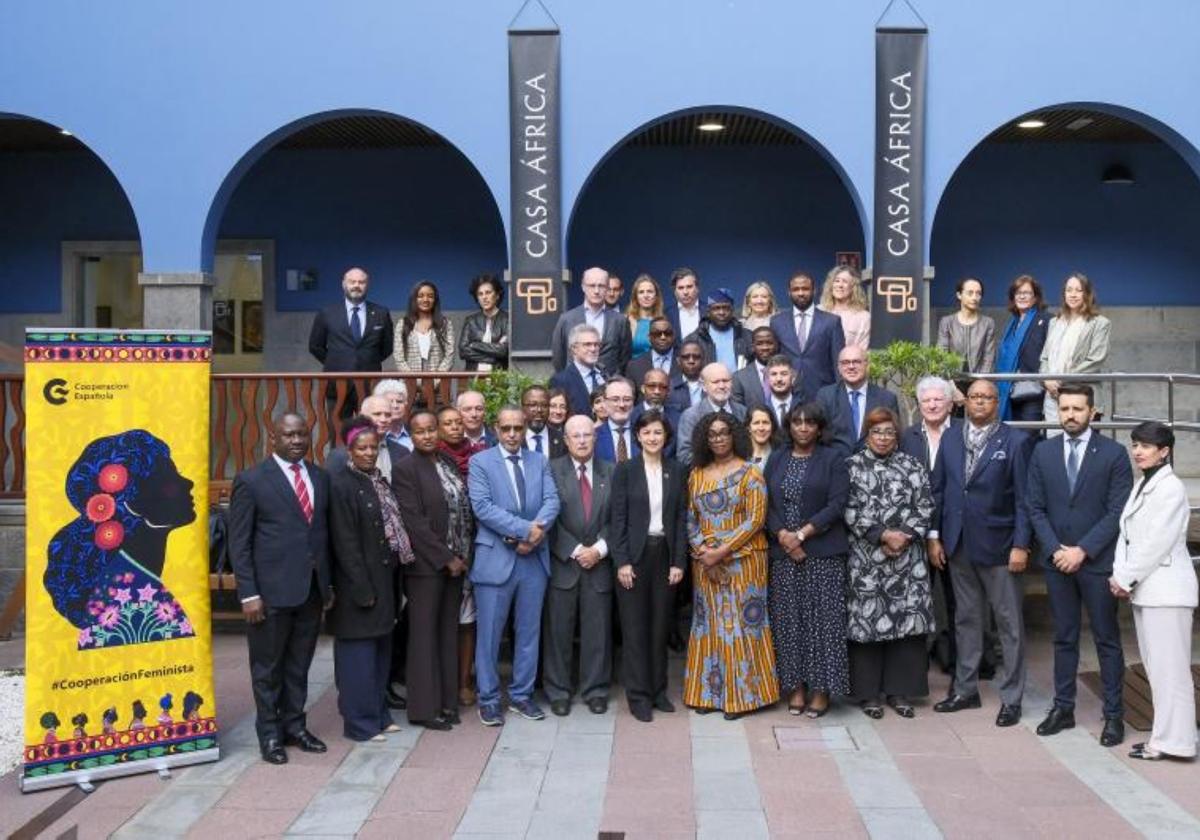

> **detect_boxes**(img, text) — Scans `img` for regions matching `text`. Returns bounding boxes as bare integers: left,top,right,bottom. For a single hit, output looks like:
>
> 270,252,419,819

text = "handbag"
1010,380,1043,401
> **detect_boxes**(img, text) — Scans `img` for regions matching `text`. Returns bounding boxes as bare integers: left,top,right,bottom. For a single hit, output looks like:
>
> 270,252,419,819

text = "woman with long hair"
1039,272,1111,429
819,265,870,351
394,281,455,374
625,273,665,358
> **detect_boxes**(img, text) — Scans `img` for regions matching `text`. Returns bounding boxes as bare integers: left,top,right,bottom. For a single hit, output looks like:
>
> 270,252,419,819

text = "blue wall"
217,148,506,311
567,145,863,307
0,151,139,312
931,142,1200,306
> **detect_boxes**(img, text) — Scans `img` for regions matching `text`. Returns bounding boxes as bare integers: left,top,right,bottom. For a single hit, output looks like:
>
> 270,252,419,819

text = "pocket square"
990,450,1007,461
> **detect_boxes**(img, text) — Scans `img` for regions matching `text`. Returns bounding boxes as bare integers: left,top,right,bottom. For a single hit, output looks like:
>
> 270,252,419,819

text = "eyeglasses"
707,429,732,440
869,428,898,439
650,329,674,337
497,424,525,433
839,359,865,366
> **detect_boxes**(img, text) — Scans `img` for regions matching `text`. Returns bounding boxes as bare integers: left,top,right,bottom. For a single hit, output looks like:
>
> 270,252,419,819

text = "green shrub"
868,341,963,423
470,368,544,425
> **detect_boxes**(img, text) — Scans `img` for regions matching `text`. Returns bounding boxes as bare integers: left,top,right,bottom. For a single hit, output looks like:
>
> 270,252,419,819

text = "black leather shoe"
411,718,452,731
1035,707,1075,737
550,699,571,717
933,693,981,713
284,730,327,753
653,696,676,713
386,686,408,710
441,710,462,726
261,737,288,765
995,704,1022,727
587,697,608,715
1100,717,1125,747
630,704,653,723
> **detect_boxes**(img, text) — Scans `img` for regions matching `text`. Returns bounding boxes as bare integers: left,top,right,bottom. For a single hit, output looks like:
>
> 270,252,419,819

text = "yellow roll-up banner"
21,329,218,792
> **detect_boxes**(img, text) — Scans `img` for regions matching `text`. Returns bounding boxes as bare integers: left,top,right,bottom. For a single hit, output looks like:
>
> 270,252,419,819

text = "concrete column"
138,272,213,330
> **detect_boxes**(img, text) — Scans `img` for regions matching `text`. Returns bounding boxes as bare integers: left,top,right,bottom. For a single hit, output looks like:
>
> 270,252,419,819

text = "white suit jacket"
1112,465,1198,607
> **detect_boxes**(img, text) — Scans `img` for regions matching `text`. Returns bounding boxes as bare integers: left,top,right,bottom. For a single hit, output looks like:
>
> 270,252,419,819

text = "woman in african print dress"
683,412,779,720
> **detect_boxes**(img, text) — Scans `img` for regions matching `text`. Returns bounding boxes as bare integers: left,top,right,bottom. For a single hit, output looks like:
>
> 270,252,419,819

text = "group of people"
239,262,1193,768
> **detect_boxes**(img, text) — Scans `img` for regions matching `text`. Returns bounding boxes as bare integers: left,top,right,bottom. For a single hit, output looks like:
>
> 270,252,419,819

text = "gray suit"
550,305,633,374
731,362,809,414
675,399,748,465
543,455,614,703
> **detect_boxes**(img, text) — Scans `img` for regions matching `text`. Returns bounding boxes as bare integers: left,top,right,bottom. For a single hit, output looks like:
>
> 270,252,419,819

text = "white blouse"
645,461,664,536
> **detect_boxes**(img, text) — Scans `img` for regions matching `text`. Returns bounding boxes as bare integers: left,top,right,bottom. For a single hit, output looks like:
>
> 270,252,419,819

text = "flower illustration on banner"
44,430,198,650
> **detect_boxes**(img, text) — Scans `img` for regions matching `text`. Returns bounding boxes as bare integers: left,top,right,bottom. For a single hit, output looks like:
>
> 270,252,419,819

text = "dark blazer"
308,299,394,373
769,308,844,391
732,362,809,414
594,420,641,463
1004,307,1051,376
1025,432,1133,573
326,465,399,639
816,382,902,456
610,455,688,570
325,440,409,485
626,350,681,395
764,445,851,560
664,303,702,348
899,418,963,471
549,364,602,418
684,320,752,368
548,457,614,592
526,426,566,459
931,422,1033,566
666,377,701,414
392,451,462,577
228,458,332,608
458,309,509,371
550,305,632,374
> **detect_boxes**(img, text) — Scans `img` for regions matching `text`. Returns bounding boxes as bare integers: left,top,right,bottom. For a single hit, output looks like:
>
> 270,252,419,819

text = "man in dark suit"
228,413,333,764
549,324,606,417
626,316,680,393
1026,385,1132,747
663,267,703,345
929,379,1033,728
733,331,809,414
307,267,395,412
594,377,640,463
467,407,561,726
544,415,615,715
630,369,682,456
666,339,706,414
550,267,632,374
769,271,844,392
816,344,902,456
522,384,565,458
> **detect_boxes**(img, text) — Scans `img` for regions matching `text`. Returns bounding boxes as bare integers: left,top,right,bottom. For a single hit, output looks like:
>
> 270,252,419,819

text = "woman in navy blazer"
610,410,688,722
996,275,1051,422
764,401,851,717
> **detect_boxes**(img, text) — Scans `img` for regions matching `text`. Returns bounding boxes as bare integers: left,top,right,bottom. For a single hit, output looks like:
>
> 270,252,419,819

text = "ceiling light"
697,122,725,132
1066,117,1094,131
1017,119,1046,130
59,128,72,136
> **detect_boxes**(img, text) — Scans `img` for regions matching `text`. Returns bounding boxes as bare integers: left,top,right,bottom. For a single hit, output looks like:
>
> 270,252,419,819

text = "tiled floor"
1,625,1198,839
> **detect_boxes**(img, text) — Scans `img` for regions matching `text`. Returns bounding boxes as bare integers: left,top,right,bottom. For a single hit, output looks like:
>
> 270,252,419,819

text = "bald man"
308,266,395,413
550,266,632,374
675,363,747,465
816,344,901,457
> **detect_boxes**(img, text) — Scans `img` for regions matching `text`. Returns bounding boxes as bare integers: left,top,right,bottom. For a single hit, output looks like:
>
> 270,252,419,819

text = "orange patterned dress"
683,463,780,712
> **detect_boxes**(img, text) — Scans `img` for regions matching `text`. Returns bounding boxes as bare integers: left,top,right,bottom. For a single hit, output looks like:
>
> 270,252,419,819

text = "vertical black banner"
508,21,562,358
871,25,928,345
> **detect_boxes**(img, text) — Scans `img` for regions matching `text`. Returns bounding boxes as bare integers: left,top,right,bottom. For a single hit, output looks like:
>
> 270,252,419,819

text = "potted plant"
868,340,963,424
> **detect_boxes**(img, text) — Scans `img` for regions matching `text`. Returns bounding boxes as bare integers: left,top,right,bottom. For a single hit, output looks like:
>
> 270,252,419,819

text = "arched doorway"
0,116,142,370
567,108,866,311
931,106,1200,371
204,111,507,371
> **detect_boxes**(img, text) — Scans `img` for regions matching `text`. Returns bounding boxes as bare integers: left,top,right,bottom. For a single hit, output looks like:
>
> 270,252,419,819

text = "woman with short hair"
937,277,996,405
741,281,779,332
844,407,935,718
1110,422,1198,760
458,273,509,372
995,274,1050,422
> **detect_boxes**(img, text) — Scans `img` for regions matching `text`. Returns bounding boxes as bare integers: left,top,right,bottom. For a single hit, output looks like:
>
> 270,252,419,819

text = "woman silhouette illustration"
44,429,197,650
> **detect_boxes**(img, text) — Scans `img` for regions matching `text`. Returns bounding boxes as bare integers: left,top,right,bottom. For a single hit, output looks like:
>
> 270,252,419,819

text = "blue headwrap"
705,288,734,307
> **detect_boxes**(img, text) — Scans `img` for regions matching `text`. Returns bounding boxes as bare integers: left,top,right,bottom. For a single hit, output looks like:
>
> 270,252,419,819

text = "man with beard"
675,362,746,466
684,288,751,372
770,271,844,391
522,384,565,458
308,267,394,415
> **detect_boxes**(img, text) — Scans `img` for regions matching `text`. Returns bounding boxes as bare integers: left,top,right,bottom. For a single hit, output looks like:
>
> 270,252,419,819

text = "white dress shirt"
574,360,603,391
526,426,551,455
570,457,608,559
645,459,664,535
606,420,633,458
584,305,606,332
678,305,700,338
501,447,528,511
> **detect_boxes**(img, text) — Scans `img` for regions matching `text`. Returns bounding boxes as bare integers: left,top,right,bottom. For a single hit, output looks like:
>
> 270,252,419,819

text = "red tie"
290,463,313,524
578,462,593,520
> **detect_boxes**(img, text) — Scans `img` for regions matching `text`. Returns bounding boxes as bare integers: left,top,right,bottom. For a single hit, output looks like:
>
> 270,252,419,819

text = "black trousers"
403,572,463,721
616,536,674,710
334,633,394,740
245,578,323,744
1045,566,1125,718
849,636,929,701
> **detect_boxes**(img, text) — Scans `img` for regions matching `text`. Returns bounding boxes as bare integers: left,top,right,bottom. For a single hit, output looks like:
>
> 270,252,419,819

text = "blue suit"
467,445,561,708
769,308,844,392
1026,431,1132,718
594,419,641,463
549,364,603,418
